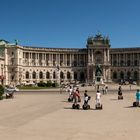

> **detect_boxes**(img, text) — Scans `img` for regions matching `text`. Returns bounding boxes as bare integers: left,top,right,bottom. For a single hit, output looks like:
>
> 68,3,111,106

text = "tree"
0,85,4,100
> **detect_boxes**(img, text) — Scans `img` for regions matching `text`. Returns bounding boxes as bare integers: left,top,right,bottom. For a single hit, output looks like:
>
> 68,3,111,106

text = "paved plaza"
0,84,140,140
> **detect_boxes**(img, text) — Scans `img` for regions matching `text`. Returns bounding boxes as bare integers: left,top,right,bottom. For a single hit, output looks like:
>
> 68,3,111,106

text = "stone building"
0,33,140,85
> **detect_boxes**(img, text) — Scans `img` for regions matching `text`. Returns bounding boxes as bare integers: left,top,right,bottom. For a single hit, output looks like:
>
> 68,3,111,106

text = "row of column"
111,53,140,66
23,52,87,66
88,49,110,64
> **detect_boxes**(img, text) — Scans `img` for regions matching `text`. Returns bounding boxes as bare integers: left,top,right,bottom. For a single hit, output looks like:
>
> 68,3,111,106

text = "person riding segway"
82,90,91,110
72,88,81,109
95,90,103,110
133,89,140,107
118,86,123,100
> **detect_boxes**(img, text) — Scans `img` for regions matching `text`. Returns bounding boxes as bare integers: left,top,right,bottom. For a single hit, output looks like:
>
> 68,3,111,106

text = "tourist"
136,89,140,104
84,90,90,104
68,86,73,97
96,90,101,104
73,88,81,103
118,86,122,96
105,85,108,94
102,86,105,95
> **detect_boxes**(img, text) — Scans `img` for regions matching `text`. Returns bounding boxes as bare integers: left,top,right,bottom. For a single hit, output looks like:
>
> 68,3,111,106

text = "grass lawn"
18,86,58,90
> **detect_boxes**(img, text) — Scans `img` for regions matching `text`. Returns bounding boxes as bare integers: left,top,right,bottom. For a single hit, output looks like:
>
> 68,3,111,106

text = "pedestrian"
102,86,105,95
136,89,140,104
68,86,73,98
105,85,108,94
129,84,131,90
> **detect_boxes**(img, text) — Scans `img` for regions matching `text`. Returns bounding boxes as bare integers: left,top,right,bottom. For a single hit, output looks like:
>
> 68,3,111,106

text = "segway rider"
96,90,101,104
76,88,81,102
84,90,89,104
83,90,91,110
84,91,88,104
68,86,73,98
118,86,122,96
136,89,140,104
73,88,80,104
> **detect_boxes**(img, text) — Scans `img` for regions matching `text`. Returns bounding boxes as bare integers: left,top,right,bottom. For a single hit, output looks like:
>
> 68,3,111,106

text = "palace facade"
0,34,140,85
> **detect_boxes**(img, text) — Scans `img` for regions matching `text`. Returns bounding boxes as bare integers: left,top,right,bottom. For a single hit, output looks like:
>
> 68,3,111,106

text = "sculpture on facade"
15,39,19,45
95,64,102,76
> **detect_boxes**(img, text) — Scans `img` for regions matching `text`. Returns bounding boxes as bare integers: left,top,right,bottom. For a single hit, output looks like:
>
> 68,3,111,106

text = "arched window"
120,61,124,66
113,61,117,66
53,71,56,79
39,71,43,79
74,72,77,80
67,71,71,79
134,71,138,80
95,51,103,64
113,72,117,79
120,71,124,79
46,71,50,79
127,71,131,80
134,60,138,66
127,60,131,66
32,71,36,79
80,72,85,81
26,71,29,79
60,71,64,79
74,61,77,67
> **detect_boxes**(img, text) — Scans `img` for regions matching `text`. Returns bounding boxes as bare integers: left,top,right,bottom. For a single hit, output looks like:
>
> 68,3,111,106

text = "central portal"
86,33,111,83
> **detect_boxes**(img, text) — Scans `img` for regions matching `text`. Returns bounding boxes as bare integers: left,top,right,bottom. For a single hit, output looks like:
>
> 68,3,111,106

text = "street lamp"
56,64,62,94
56,64,60,85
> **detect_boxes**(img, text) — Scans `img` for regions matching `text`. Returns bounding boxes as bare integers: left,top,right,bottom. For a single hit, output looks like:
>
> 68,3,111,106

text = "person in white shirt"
68,86,73,98
96,90,101,104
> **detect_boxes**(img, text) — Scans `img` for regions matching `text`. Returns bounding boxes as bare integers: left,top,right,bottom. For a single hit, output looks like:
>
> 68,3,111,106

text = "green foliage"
46,80,52,87
0,85,4,99
37,81,46,87
52,82,59,87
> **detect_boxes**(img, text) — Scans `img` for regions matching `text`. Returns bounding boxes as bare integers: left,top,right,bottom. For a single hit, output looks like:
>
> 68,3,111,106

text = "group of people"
67,85,102,105
66,84,140,108
68,86,81,103
102,85,108,95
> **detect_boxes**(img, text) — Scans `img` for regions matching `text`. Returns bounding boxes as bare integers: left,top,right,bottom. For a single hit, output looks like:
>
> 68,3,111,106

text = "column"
77,54,78,66
107,49,110,62
91,49,93,64
65,54,67,66
70,54,71,66
111,54,113,66
88,49,90,64
104,49,106,64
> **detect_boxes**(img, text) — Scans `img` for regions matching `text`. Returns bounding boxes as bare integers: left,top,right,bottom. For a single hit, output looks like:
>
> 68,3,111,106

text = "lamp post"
56,64,60,85
56,64,63,94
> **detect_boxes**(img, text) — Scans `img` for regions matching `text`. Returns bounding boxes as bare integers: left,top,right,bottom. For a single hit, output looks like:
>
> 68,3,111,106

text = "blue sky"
0,0,140,48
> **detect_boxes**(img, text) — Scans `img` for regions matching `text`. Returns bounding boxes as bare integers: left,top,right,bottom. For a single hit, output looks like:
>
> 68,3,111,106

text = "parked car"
5,87,19,92
132,81,137,85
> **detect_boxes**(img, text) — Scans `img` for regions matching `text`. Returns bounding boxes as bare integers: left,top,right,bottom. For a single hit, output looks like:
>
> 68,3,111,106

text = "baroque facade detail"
0,34,140,85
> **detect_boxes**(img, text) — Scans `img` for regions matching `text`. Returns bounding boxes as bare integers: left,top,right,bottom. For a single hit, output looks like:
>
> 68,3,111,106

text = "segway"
118,90,123,100
95,103,103,110
5,91,14,99
133,101,139,107
68,96,73,102
72,103,80,109
83,104,90,110
82,96,91,110
118,95,123,100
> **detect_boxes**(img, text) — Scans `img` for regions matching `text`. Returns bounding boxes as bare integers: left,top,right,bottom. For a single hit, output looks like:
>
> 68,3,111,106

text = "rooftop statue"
15,39,19,45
